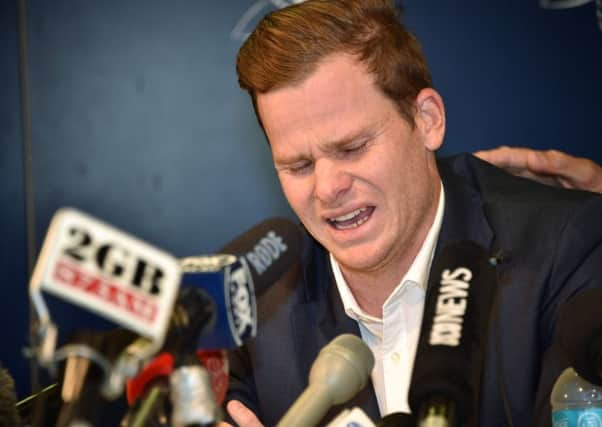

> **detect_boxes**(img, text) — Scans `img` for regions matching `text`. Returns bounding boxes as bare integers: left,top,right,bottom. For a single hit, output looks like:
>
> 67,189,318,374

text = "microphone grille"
309,334,374,405
324,334,374,384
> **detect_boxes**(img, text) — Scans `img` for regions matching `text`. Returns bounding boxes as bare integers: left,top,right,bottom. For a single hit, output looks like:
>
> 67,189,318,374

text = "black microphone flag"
409,241,498,427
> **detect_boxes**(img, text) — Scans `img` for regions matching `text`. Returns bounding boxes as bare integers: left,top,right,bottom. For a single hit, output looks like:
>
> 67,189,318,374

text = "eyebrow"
273,131,365,166
324,129,374,152
273,119,386,167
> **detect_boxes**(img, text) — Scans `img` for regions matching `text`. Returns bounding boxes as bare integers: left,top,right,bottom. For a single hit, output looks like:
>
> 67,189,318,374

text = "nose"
313,159,352,204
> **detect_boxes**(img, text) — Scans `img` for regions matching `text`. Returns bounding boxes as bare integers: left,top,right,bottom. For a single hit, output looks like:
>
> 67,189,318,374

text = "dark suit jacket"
227,153,602,426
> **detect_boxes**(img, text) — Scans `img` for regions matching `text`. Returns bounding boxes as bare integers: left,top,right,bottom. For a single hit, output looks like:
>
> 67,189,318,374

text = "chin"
331,245,387,272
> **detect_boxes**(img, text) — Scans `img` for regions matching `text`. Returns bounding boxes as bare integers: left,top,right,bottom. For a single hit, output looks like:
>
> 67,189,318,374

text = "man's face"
257,54,442,276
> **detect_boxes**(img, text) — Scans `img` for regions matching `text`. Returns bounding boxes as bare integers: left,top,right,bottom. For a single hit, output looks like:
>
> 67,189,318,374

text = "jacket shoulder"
437,153,597,208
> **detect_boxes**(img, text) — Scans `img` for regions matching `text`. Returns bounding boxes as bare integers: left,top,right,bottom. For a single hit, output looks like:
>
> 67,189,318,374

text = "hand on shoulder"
474,146,602,193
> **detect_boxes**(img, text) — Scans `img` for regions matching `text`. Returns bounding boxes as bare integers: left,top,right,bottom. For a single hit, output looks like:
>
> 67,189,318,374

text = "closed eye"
339,139,369,157
284,160,313,175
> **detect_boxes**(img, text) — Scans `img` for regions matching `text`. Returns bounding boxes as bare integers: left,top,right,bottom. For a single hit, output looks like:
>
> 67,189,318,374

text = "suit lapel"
291,237,380,421
436,156,495,254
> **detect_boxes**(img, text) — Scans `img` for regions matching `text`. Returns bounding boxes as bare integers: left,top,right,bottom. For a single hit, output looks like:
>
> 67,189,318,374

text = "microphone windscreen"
126,349,229,406
220,217,302,293
309,334,374,404
275,334,374,427
557,288,602,385
179,218,302,350
408,241,497,424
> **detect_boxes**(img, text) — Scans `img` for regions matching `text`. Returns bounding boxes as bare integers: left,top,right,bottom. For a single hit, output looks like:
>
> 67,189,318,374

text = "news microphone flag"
408,241,498,427
180,217,302,350
180,255,255,350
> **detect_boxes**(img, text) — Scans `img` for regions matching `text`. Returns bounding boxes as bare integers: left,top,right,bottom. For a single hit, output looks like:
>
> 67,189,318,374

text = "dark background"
2,0,601,398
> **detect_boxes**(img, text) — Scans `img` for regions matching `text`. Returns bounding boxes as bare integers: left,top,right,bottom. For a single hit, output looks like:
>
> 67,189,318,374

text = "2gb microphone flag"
29,208,181,345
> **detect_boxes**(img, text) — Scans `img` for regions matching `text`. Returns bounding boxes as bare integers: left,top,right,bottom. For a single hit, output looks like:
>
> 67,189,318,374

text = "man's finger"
474,146,530,171
528,150,602,192
513,168,561,187
227,400,264,427
475,147,602,193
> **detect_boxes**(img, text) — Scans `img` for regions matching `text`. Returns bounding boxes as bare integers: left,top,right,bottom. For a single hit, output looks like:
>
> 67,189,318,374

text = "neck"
340,236,422,318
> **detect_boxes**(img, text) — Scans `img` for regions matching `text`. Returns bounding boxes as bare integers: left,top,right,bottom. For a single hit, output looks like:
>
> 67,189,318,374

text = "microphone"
375,412,415,426
326,410,416,427
122,283,218,427
180,217,302,350
0,366,20,427
276,334,375,427
126,350,228,406
29,208,181,376
122,285,224,427
326,407,376,427
27,208,181,424
408,241,498,427
126,217,302,426
219,217,302,292
169,355,219,427
56,283,205,426
122,351,228,427
324,407,416,426
55,329,137,427
556,288,602,385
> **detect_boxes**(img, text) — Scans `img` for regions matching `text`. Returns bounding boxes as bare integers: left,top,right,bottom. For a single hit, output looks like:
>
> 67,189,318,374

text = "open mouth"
326,206,375,230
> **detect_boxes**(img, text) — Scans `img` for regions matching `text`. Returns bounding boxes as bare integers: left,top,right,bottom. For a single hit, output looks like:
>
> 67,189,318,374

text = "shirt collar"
331,182,446,320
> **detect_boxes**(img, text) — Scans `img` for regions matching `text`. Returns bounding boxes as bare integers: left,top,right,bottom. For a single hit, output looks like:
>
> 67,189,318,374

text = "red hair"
236,0,432,127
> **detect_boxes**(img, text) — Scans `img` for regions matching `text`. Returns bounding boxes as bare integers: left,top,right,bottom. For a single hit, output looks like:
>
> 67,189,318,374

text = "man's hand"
474,146,602,193
216,400,265,427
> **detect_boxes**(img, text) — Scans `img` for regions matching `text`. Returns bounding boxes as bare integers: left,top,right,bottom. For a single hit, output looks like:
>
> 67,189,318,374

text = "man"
223,1,602,426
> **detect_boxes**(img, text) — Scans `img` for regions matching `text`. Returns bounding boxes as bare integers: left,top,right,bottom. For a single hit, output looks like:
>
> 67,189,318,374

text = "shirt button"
391,352,400,364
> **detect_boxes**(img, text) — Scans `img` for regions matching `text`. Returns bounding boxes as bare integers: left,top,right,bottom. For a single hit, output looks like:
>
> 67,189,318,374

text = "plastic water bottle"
551,367,602,427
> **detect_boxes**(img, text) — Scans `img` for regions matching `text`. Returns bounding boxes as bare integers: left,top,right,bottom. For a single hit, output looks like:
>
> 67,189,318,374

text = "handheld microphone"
276,334,375,427
180,217,302,350
556,288,602,386
408,241,498,427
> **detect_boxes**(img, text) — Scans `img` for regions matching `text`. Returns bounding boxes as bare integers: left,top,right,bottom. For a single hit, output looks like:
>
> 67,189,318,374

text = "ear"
414,88,445,152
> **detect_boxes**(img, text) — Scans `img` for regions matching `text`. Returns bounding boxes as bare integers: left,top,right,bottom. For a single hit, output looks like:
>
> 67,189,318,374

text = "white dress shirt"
330,184,445,415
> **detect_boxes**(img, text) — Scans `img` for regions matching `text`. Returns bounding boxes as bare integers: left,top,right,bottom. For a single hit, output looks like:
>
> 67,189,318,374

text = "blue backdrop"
1,0,601,397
